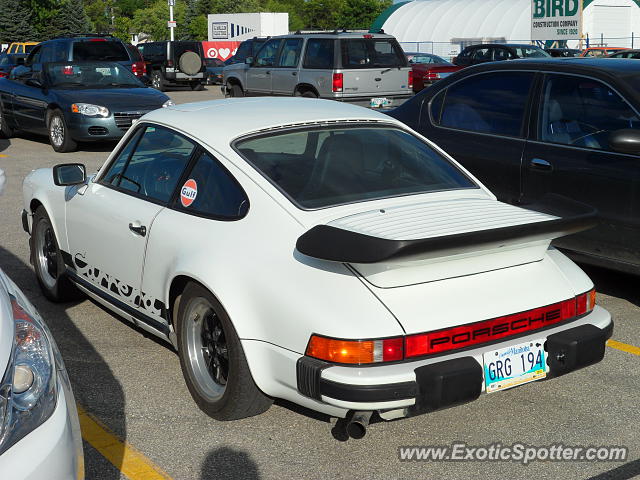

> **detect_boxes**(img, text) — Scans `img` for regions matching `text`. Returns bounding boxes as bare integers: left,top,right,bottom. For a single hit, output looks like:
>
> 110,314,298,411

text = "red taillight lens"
0,71,7,78
332,73,343,93
63,65,74,75
424,72,440,81
89,38,107,42
408,70,413,88
131,61,146,76
167,59,174,67
306,291,594,365
576,288,596,315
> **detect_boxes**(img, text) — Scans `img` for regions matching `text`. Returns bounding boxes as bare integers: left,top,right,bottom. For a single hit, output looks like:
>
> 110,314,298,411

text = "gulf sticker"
180,179,197,207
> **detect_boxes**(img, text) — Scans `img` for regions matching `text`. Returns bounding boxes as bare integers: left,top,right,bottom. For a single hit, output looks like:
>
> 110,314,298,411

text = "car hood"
53,87,169,110
0,269,16,378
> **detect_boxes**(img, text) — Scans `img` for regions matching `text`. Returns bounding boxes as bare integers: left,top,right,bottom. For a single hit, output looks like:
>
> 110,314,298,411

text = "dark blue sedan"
0,61,172,152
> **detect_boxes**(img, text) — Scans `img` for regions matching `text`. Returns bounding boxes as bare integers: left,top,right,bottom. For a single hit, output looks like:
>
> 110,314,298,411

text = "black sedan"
389,58,640,274
0,61,171,152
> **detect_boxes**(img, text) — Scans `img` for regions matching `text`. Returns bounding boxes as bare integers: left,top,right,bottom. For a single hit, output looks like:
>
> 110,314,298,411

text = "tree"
342,0,391,30
265,0,305,31
52,0,94,36
132,0,186,41
181,0,203,40
86,0,116,34
304,0,345,30
0,0,36,42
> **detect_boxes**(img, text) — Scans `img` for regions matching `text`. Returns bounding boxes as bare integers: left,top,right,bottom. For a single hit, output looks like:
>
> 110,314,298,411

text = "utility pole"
168,0,176,41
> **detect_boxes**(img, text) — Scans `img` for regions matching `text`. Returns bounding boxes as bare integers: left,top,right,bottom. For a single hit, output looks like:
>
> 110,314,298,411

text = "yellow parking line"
607,339,640,357
77,405,173,480
0,154,7,158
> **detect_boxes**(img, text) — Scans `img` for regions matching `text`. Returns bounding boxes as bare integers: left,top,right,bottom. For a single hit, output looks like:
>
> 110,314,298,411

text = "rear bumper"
334,94,412,108
297,307,612,415
164,70,205,84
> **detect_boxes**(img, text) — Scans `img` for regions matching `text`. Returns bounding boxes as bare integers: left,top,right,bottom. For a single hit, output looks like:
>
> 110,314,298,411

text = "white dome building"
371,0,640,57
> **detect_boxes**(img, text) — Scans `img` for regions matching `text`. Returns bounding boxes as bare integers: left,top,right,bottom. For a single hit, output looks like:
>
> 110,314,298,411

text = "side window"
277,38,302,67
101,128,145,186
26,45,42,66
101,125,195,203
429,90,445,124
472,48,491,61
303,39,335,69
234,41,251,61
439,72,534,137
539,74,640,151
40,45,54,64
174,152,248,218
493,48,509,61
254,39,282,67
341,39,368,67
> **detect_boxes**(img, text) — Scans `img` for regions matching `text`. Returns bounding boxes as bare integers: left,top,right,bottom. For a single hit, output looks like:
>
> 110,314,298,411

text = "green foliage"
0,0,36,42
132,0,186,41
19,0,392,43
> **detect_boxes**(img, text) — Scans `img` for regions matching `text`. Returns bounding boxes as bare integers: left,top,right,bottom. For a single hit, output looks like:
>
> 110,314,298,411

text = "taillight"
332,73,343,93
167,59,174,67
131,61,146,76
408,70,413,88
576,288,596,315
424,72,440,81
306,335,403,364
0,71,7,78
305,290,596,365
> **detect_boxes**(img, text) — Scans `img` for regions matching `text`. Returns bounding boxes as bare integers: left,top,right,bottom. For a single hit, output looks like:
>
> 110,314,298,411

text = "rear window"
126,44,142,61
73,41,129,61
341,39,406,69
235,126,476,209
512,46,550,58
25,44,37,53
173,42,202,58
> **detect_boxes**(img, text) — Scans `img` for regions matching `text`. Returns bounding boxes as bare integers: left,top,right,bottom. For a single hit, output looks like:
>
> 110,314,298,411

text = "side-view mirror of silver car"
53,163,86,186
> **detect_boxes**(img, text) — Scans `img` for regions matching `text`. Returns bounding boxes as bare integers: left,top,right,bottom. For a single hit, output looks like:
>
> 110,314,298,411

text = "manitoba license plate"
370,97,392,108
483,339,546,393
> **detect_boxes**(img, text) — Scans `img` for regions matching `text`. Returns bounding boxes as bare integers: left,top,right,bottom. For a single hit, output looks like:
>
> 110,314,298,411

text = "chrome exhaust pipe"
346,411,372,439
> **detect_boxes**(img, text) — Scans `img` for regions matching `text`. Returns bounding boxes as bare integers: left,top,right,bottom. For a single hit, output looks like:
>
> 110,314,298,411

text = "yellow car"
6,42,38,54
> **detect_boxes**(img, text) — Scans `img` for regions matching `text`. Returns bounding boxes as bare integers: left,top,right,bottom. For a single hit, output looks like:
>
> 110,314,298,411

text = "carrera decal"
180,179,197,207
73,253,165,318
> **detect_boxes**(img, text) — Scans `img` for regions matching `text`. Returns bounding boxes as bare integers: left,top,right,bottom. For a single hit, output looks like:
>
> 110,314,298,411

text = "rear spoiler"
296,195,597,264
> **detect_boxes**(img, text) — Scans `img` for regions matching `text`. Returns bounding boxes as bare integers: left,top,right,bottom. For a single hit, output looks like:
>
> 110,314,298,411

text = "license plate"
483,339,546,393
370,97,392,108
96,67,112,76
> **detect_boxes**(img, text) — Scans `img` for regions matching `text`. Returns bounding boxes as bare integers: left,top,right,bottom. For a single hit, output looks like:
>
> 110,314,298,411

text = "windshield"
514,46,550,58
235,126,476,209
45,62,143,88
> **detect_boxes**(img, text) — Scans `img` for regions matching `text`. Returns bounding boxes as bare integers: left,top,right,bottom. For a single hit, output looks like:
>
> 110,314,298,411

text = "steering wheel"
142,155,185,200
564,120,606,147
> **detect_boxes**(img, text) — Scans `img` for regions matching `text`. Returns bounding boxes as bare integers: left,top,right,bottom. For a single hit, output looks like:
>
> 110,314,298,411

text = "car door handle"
529,158,553,172
266,70,270,75
291,71,297,76
129,223,147,237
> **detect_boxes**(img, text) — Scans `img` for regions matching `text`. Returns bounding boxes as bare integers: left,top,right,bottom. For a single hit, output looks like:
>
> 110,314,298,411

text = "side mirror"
608,129,640,155
245,56,253,65
53,163,86,186
25,78,43,89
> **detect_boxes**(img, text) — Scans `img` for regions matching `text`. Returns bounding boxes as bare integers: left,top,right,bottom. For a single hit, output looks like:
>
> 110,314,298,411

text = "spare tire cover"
179,51,202,75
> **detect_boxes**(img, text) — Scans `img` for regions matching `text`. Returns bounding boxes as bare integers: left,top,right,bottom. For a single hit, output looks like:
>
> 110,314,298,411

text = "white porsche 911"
21,98,612,438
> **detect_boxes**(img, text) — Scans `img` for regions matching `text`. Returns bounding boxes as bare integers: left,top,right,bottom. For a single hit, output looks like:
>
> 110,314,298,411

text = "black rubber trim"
21,209,29,234
319,377,418,403
66,268,171,336
61,250,74,270
296,194,597,263
296,357,330,400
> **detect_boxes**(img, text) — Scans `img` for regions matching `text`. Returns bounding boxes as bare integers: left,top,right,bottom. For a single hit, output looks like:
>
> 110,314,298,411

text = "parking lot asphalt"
0,86,638,480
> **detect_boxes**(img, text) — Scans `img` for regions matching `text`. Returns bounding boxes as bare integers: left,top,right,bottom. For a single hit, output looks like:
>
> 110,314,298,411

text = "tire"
178,51,202,76
0,103,14,138
300,90,318,98
176,282,272,420
47,109,77,153
228,83,243,98
151,70,166,92
32,207,80,302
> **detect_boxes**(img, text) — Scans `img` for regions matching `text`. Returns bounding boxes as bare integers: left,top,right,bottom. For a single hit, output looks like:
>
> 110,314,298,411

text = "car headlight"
162,100,175,108
71,103,109,117
0,295,57,454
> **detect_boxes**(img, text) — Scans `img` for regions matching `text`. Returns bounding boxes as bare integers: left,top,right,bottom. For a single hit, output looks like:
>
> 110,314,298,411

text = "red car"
581,47,625,57
406,52,462,93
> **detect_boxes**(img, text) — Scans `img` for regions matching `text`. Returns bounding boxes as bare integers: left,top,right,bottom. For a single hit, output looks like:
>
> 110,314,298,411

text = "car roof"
467,43,541,49
143,98,399,142
474,57,640,73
